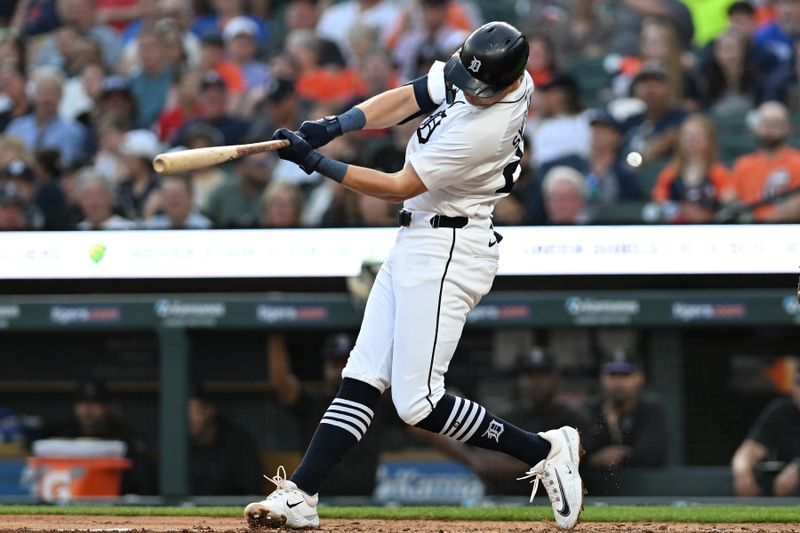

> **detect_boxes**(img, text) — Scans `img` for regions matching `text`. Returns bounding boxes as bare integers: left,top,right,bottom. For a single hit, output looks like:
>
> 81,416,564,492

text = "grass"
0,505,799,523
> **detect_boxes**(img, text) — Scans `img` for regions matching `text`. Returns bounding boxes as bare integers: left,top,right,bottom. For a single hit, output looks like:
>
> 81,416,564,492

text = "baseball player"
245,22,583,530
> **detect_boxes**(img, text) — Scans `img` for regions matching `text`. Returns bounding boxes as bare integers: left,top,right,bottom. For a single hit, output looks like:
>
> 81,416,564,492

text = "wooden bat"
152,139,290,174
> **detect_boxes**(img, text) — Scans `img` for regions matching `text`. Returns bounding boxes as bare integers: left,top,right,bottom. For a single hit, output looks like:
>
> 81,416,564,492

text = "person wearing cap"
282,0,347,68
76,167,137,230
224,16,268,91
583,350,668,473
732,372,800,496
174,71,251,147
191,0,268,47
203,151,274,228
188,383,263,495
0,61,31,132
266,333,384,496
200,31,245,96
752,0,800,74
130,27,175,129
530,72,590,174
117,129,162,221
42,379,156,495
0,159,46,229
6,66,87,167
585,109,642,208
619,62,689,170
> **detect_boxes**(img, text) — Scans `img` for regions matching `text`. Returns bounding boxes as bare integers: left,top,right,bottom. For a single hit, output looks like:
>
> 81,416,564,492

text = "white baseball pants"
341,211,499,425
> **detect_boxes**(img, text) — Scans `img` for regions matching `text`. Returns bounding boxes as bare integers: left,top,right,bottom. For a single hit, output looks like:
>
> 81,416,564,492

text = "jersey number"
496,146,523,194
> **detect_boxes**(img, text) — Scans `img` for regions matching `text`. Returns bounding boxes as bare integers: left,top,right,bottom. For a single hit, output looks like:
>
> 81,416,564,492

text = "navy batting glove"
297,116,342,149
272,128,323,174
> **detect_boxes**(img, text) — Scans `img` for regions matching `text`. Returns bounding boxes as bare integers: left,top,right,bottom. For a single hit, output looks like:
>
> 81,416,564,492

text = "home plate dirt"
0,515,796,533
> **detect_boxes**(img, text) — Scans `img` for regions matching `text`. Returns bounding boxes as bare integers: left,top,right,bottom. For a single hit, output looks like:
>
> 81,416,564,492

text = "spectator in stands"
530,73,590,173
259,181,303,228
620,62,689,170
289,29,360,105
35,0,122,72
223,16,269,92
121,2,200,75
158,70,202,144
409,347,590,489
92,116,128,187
96,75,137,132
0,183,29,230
315,0,400,58
542,165,591,224
392,0,467,81
584,349,668,470
753,0,800,74
175,72,251,147
531,0,612,62
0,61,31,132
192,0,268,48
199,32,245,99
188,383,263,496
181,122,230,210
727,1,758,39
144,175,211,230
9,0,61,38
606,0,694,55
651,114,733,223
762,37,800,110
728,100,800,221
117,129,162,221
120,0,159,46
525,32,558,89
42,379,156,495
76,168,136,230
282,0,346,67
204,152,274,228
130,27,175,129
6,67,87,167
1,159,45,229
732,372,800,496
585,109,642,208
267,332,383,496
699,28,760,115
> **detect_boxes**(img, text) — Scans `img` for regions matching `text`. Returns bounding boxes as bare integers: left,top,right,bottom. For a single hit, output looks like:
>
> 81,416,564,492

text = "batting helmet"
444,21,529,99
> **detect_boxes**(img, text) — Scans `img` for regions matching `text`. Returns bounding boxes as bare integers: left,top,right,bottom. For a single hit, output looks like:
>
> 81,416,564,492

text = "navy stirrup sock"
416,394,551,466
290,378,380,495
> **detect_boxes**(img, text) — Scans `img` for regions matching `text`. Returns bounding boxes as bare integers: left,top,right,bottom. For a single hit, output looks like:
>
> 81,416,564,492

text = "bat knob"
153,156,167,174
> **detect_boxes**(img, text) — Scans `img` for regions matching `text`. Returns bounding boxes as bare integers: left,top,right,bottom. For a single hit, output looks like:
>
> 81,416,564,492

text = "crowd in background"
2,0,800,230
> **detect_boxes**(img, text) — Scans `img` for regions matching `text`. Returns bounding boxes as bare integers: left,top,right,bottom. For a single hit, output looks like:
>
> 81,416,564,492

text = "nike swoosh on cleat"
554,470,571,517
566,464,572,475
286,500,303,508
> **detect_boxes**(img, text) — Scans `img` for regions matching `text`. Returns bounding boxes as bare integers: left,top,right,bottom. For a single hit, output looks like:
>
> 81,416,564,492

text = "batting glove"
272,128,323,174
297,116,342,149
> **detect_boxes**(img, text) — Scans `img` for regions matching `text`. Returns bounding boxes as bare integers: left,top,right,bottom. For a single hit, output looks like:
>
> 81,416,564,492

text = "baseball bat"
152,139,290,174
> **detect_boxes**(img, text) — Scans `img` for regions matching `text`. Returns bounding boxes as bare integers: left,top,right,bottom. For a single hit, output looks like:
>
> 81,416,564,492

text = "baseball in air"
626,151,643,168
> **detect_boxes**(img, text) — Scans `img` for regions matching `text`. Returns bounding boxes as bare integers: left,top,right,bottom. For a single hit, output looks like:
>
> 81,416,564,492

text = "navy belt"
398,209,468,229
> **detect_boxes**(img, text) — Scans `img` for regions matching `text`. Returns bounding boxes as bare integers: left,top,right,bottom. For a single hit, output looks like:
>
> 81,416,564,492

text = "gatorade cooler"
25,439,132,502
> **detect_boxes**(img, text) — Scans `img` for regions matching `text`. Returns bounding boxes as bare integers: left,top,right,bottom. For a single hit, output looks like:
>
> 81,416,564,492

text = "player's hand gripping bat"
152,139,290,174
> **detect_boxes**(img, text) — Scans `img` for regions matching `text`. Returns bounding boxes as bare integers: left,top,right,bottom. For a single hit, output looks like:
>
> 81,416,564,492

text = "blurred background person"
541,165,591,224
0,61,32,132
130,27,176,129
732,372,800,497
76,168,136,230
258,181,303,228
585,109,642,209
267,332,384,496
42,379,156,495
699,28,760,116
204,152,274,228
0,182,30,230
144,174,211,230
117,129,162,222
188,383,263,496
223,16,268,93
584,350,668,473
174,72,251,147
650,114,733,223
728,100,800,221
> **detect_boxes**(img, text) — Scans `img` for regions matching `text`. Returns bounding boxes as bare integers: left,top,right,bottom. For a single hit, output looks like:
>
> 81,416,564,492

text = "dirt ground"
0,515,796,533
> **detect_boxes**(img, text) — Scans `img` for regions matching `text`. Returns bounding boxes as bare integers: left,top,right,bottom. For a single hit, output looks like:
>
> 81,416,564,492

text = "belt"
398,209,468,229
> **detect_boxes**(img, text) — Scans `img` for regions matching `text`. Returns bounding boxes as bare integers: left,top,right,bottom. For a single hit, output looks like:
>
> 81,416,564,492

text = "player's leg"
390,228,583,529
245,260,395,529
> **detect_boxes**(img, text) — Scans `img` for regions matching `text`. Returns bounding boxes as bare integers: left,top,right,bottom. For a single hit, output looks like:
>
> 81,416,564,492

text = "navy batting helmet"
444,21,529,99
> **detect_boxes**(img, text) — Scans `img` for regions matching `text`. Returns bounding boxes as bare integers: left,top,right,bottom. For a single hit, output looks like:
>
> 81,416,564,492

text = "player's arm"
296,66,445,148
273,129,428,202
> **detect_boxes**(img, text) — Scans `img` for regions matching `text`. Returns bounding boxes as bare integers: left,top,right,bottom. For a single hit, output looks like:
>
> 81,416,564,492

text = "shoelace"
517,460,560,505
262,465,290,501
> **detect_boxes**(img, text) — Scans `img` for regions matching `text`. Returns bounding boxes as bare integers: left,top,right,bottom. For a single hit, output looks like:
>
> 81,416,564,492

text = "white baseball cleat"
244,466,320,529
518,426,584,530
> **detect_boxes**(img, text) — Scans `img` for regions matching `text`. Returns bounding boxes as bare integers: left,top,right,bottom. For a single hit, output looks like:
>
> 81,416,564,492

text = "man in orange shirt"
730,101,800,221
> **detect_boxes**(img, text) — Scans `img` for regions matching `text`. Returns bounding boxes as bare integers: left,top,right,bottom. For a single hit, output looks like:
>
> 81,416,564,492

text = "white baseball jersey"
342,62,534,426
404,60,533,219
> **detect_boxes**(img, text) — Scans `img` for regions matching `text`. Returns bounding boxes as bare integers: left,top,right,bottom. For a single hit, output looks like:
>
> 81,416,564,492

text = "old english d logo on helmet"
444,21,529,98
